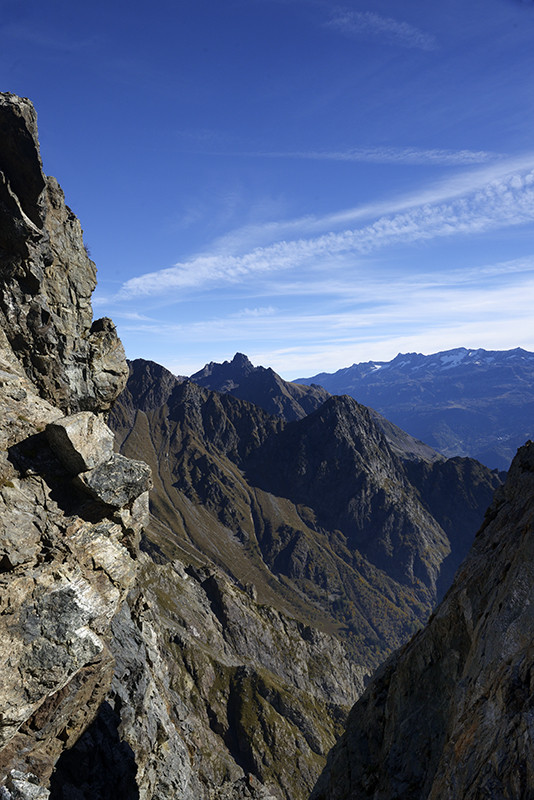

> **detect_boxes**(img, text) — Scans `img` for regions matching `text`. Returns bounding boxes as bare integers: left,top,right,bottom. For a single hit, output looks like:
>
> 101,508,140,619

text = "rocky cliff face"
0,93,148,797
0,94,128,415
310,440,534,800
51,555,364,800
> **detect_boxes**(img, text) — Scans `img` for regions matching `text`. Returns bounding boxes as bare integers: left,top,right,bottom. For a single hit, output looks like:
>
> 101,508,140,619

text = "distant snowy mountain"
297,348,534,470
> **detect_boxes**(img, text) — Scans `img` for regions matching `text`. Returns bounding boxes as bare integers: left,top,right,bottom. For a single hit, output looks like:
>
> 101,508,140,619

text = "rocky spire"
0,92,128,415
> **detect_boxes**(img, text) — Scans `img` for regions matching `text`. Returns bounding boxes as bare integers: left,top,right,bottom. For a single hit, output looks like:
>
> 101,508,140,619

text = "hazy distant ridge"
296,347,534,470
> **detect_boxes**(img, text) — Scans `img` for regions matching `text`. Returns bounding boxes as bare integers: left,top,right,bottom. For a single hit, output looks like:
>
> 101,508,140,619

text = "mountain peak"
297,346,534,469
191,354,330,422
231,352,254,369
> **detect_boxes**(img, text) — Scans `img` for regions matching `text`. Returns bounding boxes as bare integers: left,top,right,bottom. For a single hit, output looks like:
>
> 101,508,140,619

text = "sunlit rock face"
310,440,534,800
0,92,147,793
0,93,128,414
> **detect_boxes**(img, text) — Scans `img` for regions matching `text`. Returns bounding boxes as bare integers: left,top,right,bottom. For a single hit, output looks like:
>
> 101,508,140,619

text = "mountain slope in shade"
310,439,534,800
112,368,500,634
297,347,534,470
111,372,437,663
105,359,502,797
191,352,330,421
191,353,443,465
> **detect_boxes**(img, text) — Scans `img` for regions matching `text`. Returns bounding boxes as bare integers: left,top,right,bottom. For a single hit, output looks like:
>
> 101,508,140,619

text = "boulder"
76,454,152,508
45,412,114,474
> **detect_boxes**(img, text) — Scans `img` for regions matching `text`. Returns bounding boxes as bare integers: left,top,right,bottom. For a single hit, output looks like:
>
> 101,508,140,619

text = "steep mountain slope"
191,352,330,421
311,439,534,800
297,347,534,469
112,361,503,649
111,373,430,665
191,353,442,464
104,359,502,797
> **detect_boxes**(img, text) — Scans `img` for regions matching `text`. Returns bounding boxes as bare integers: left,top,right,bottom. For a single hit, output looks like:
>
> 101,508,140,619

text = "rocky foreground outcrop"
310,440,534,799
0,94,128,415
0,93,149,797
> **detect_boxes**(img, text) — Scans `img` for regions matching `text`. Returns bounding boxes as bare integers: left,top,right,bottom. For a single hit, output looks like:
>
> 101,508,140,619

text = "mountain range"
1,91,533,800
100,356,502,796
297,347,534,470
191,352,442,464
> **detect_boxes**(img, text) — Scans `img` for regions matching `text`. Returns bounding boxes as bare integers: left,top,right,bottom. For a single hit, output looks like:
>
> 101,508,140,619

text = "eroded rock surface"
0,93,128,414
0,93,146,792
53,555,364,800
310,441,534,800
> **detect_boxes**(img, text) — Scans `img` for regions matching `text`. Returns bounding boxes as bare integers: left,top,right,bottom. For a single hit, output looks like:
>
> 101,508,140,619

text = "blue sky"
2,0,534,378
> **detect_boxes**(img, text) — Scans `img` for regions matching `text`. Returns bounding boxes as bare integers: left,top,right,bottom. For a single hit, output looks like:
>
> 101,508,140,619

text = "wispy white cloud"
117,160,534,299
326,10,437,51
253,146,501,166
249,255,534,302
194,154,534,257
197,146,500,166
233,306,277,317
118,272,534,377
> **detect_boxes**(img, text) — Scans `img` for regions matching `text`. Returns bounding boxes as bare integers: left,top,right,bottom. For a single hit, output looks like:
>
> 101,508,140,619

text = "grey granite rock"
75,453,152,508
52,553,364,800
3,772,49,800
45,412,115,474
0,93,128,414
0,93,145,793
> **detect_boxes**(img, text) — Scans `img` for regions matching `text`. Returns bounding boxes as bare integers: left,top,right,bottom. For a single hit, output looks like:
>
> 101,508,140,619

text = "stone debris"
1,771,50,800
75,453,152,508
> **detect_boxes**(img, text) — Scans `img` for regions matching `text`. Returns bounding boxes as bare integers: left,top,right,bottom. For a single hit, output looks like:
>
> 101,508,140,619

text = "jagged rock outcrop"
0,93,128,415
52,555,364,800
190,353,444,465
310,440,534,800
0,93,147,797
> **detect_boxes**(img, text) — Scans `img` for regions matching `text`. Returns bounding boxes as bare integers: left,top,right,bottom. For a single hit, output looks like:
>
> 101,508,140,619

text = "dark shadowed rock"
310,440,534,800
191,352,330,421
76,453,152,508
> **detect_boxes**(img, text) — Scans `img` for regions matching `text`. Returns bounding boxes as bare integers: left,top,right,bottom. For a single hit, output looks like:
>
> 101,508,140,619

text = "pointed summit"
190,354,330,421
231,352,254,370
